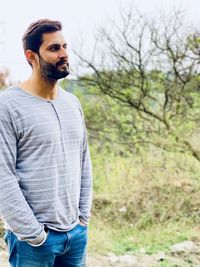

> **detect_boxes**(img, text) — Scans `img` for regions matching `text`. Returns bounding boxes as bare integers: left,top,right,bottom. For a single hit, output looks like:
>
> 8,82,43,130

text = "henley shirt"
0,86,92,245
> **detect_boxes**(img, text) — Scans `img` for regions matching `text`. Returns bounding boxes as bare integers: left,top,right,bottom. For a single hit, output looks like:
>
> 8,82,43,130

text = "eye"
49,45,60,52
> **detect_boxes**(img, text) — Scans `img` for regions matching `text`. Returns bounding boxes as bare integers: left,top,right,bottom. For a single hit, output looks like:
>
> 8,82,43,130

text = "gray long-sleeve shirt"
0,86,92,244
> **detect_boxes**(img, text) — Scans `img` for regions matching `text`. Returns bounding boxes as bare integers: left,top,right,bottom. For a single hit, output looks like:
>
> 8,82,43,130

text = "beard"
38,54,70,81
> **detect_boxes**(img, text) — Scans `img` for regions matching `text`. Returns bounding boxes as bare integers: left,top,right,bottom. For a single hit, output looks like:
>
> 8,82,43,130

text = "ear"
25,50,37,65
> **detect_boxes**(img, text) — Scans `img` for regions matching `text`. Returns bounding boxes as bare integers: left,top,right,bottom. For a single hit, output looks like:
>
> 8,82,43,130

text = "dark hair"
22,19,62,54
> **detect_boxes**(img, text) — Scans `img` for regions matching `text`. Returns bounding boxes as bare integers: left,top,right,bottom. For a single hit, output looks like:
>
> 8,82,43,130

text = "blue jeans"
4,224,88,267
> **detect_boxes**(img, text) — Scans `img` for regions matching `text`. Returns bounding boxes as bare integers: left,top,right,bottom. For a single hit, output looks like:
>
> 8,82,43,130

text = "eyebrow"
48,43,67,47
46,43,67,51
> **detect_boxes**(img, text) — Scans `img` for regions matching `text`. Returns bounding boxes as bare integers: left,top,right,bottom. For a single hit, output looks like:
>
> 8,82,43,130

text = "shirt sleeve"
0,104,46,245
77,104,93,224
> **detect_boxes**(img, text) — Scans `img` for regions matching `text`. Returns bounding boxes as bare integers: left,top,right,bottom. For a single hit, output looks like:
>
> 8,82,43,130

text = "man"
0,19,92,267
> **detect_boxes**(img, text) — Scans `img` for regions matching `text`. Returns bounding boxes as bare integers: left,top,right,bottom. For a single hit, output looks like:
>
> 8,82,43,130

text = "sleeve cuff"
27,229,48,247
79,215,90,225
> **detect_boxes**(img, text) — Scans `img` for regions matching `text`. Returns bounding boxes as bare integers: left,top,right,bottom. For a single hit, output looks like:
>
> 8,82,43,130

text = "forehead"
41,31,66,47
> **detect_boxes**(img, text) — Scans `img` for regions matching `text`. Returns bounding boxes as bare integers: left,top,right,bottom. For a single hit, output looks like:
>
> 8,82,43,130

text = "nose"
59,48,68,60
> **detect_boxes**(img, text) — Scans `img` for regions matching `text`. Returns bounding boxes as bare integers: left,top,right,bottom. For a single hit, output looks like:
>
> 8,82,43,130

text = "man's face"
38,31,70,80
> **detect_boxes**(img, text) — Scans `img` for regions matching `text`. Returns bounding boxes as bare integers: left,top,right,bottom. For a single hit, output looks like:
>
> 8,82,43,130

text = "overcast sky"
0,0,200,82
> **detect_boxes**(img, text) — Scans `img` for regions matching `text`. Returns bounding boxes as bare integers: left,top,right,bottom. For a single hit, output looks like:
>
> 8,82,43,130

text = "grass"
88,217,199,255
88,145,200,255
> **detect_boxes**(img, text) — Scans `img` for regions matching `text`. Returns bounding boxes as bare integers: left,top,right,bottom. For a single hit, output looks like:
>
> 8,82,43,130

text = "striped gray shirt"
0,86,92,244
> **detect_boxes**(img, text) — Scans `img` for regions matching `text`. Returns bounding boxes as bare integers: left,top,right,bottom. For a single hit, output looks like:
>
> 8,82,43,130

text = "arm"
0,104,46,245
79,110,93,225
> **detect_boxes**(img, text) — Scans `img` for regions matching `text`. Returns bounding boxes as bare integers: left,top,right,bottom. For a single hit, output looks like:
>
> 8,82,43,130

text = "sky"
0,0,200,83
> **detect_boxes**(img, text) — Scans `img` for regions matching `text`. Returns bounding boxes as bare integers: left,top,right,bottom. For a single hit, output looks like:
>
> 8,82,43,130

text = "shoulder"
59,87,82,109
0,86,20,105
0,86,26,123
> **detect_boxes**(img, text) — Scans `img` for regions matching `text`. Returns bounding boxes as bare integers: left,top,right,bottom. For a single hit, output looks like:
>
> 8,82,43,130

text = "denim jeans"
4,224,88,267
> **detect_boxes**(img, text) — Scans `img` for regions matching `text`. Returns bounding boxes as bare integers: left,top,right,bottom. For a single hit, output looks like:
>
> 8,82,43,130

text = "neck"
19,73,59,100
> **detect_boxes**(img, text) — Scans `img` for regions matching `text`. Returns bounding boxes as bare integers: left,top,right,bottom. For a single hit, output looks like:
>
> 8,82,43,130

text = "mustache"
56,60,69,67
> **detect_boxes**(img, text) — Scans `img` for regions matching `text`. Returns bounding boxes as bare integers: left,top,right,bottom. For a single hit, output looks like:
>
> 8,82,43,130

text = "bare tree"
75,9,200,160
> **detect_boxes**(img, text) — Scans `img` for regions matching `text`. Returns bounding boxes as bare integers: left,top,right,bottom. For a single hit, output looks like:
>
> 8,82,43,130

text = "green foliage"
87,145,200,254
58,78,200,255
